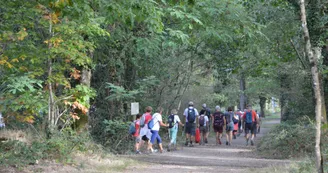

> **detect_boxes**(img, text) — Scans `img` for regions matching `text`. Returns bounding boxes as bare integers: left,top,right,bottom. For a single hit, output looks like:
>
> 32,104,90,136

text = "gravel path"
124,119,291,173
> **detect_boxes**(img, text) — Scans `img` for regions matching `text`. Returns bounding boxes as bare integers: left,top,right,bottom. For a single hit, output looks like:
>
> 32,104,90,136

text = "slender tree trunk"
239,74,246,110
300,1,323,172
259,96,266,118
47,15,56,135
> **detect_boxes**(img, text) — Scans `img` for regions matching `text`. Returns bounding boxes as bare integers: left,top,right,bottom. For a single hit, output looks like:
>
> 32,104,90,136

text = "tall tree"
299,0,323,172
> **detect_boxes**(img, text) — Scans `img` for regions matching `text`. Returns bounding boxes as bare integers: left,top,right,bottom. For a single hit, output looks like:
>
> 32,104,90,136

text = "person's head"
145,106,152,113
215,105,221,112
228,106,233,112
202,103,206,109
157,107,164,114
171,109,178,115
246,104,252,111
188,101,194,107
136,113,142,120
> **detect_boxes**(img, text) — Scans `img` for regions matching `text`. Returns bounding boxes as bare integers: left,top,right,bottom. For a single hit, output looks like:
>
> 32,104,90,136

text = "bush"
0,129,101,167
103,120,134,154
257,117,316,159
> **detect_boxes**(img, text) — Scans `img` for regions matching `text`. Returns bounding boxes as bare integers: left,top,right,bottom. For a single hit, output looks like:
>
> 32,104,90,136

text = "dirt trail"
124,119,291,173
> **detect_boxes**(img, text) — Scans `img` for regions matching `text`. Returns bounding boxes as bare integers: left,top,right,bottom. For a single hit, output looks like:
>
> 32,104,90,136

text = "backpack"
245,111,253,124
168,114,175,128
199,115,205,126
233,115,239,124
140,114,146,128
148,114,158,130
187,108,196,123
213,112,224,127
128,121,136,135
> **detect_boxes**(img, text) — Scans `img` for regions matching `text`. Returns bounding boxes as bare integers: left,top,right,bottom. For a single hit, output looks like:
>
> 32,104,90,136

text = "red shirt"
133,119,140,137
144,112,152,124
242,110,257,122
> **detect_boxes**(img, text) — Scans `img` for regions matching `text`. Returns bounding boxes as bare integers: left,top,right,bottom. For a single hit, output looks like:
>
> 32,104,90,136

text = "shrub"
103,120,134,154
257,117,316,159
0,128,101,167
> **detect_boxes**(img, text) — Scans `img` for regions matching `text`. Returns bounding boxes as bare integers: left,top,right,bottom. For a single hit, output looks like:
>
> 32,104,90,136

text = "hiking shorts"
135,136,141,143
213,125,223,133
142,135,149,141
245,123,256,134
226,122,234,132
150,130,162,144
185,122,196,136
199,126,207,134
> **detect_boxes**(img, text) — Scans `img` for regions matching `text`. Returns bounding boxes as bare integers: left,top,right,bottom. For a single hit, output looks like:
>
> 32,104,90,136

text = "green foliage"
0,129,99,167
257,117,327,159
102,120,134,154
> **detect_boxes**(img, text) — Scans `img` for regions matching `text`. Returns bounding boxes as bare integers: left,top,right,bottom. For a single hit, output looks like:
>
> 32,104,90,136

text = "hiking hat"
215,106,220,110
202,103,206,108
188,101,194,106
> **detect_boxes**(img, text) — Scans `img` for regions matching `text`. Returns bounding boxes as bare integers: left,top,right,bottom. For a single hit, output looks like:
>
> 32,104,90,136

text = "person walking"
139,106,153,151
211,106,225,145
167,109,184,151
199,104,211,143
183,101,199,147
133,114,142,154
242,105,259,146
224,107,234,146
198,112,209,145
149,107,169,153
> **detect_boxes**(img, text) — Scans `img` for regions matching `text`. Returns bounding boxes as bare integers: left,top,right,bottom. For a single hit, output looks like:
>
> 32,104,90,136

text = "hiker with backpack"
242,105,260,146
148,107,169,153
130,114,142,154
224,107,234,146
139,106,153,150
199,103,211,143
211,106,225,145
183,101,199,147
198,112,209,145
167,109,184,151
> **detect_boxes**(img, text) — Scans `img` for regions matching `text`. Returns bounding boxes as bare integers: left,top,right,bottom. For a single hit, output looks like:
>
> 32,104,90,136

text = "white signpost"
131,102,139,115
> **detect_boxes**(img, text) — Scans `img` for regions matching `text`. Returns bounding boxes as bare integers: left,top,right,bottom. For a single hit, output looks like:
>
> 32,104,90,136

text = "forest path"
124,119,292,173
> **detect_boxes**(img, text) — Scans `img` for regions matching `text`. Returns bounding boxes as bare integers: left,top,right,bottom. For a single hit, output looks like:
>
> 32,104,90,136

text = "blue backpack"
129,121,136,135
245,111,253,124
187,108,196,123
148,114,158,130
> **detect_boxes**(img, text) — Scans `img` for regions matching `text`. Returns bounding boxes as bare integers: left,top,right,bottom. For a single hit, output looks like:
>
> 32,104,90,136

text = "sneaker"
136,151,141,154
226,141,229,145
185,141,189,146
189,143,194,147
251,140,254,146
152,149,158,153
167,144,171,152
205,139,208,143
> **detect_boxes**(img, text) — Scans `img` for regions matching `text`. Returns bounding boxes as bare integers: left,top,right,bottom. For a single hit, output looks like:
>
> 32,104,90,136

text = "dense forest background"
0,0,328,172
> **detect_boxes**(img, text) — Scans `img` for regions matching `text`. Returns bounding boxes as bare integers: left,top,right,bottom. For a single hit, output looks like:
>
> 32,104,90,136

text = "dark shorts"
213,125,223,133
185,122,196,136
245,123,256,134
199,126,208,134
141,135,149,141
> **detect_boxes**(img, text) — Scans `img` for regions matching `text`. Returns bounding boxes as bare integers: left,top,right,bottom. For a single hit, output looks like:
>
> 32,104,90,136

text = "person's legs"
190,123,196,146
135,137,140,153
156,133,163,152
149,130,159,152
185,123,190,146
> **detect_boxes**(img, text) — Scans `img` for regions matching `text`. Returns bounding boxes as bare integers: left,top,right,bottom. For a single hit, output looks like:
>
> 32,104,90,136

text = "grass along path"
123,118,294,173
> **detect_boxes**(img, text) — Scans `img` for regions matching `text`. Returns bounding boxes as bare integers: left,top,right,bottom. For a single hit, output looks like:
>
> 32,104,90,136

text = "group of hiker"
129,101,260,154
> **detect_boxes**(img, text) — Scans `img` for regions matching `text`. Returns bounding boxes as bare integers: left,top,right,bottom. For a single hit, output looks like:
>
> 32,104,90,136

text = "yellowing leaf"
11,58,19,63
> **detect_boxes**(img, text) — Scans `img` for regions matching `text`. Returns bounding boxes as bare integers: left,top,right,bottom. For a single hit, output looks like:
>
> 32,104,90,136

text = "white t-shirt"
173,115,181,129
151,113,162,131
198,114,209,126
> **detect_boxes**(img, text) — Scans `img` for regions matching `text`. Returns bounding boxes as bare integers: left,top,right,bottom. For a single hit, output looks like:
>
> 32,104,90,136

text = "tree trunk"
239,74,246,110
299,1,323,172
259,96,266,118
